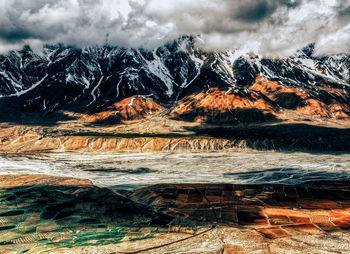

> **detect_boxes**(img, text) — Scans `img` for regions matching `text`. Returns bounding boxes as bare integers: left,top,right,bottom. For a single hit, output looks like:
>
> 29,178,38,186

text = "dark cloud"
233,0,301,23
0,0,349,56
338,4,350,17
234,0,279,22
0,29,34,42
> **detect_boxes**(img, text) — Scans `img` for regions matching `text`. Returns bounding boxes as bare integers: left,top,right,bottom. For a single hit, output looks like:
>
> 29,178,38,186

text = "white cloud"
0,0,349,56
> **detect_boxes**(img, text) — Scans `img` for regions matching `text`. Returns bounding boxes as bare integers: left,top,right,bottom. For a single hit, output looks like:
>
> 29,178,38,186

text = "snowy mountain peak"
0,39,349,121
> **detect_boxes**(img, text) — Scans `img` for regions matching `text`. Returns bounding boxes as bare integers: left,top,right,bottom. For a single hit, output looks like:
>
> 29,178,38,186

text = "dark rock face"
0,37,349,123
0,40,200,114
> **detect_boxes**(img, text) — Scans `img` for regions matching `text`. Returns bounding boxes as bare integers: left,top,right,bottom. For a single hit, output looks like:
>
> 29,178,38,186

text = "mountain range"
0,36,349,125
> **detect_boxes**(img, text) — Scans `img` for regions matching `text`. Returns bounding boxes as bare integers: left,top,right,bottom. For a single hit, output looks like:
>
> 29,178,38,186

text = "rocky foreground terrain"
0,174,349,253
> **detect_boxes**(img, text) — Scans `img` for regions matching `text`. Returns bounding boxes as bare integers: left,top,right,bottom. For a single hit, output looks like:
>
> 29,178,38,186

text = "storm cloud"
0,0,349,56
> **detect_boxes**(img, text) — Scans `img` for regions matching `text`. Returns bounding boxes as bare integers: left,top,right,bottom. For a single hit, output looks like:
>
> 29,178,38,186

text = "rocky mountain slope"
0,37,349,125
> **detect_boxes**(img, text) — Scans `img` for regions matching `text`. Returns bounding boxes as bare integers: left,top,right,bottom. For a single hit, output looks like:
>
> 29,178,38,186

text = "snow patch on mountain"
1,74,48,98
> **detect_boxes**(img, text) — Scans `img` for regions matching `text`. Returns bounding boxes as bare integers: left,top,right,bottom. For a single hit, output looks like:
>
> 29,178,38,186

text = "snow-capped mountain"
0,37,349,123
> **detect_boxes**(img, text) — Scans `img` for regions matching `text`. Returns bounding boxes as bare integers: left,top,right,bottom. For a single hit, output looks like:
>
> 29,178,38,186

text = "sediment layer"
2,122,350,153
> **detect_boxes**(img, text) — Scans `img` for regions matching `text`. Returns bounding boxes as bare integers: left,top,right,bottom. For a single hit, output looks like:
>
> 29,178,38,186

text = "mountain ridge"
0,37,349,124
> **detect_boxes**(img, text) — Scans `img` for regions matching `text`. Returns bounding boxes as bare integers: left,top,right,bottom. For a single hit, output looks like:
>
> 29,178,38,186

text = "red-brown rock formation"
171,87,277,123
250,76,350,120
83,96,162,123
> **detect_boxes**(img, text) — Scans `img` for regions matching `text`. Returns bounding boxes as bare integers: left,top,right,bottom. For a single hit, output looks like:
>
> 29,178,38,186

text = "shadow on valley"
185,123,350,153
0,108,77,126
171,107,280,125
83,167,156,174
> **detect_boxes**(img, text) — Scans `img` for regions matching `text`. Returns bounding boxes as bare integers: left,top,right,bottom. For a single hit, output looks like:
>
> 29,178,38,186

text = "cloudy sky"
0,0,349,56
